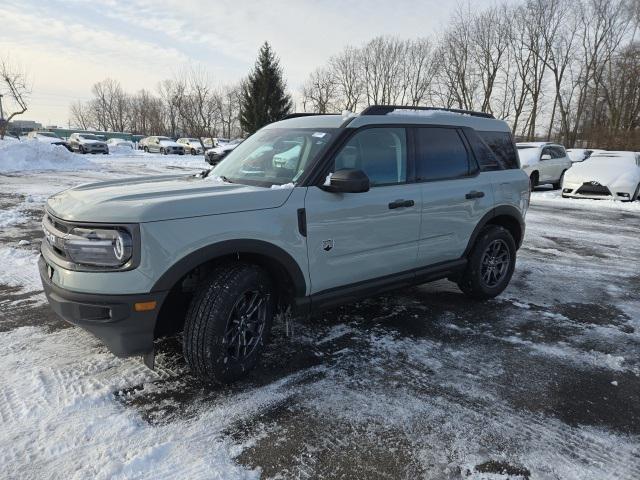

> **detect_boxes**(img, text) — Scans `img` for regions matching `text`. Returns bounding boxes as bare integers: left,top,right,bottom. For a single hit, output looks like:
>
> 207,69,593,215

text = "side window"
554,146,567,158
541,147,553,159
415,127,470,181
333,128,407,186
476,131,519,170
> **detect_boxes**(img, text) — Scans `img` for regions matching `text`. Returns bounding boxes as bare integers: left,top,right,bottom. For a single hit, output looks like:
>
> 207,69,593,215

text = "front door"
305,127,421,294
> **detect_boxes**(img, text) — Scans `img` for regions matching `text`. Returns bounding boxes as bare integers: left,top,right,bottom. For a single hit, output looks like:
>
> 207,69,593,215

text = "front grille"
576,182,611,196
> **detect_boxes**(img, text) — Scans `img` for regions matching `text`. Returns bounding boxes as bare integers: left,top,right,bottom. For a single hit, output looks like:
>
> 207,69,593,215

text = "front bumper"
562,181,632,201
39,255,166,357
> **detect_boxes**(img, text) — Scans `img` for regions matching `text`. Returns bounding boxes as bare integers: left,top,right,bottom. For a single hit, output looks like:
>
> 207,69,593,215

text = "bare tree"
301,67,338,113
0,58,29,139
69,100,94,130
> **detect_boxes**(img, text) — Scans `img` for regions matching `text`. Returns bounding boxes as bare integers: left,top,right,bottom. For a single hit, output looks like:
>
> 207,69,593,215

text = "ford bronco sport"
39,106,529,383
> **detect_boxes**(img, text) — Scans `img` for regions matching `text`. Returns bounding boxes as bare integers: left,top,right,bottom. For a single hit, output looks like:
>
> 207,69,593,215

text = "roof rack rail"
360,105,495,119
282,113,339,120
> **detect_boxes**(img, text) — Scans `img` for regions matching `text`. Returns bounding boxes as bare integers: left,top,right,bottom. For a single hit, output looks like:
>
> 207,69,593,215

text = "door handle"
465,191,485,200
388,199,415,209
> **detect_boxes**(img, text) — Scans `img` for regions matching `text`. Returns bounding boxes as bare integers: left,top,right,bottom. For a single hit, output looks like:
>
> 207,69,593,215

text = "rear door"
305,127,421,294
414,126,495,266
539,146,555,182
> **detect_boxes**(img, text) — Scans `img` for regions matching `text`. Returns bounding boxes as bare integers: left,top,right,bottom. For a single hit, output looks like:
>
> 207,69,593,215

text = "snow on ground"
0,158,639,479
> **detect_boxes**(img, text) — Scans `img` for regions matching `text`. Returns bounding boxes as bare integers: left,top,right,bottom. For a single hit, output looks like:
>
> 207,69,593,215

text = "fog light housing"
563,188,573,193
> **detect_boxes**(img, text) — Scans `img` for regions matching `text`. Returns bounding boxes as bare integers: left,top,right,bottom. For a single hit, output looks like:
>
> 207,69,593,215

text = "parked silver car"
177,138,204,155
143,136,185,155
68,133,109,154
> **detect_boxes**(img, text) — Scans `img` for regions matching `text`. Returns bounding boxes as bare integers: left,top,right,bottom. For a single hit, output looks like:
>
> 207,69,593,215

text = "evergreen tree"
240,42,293,134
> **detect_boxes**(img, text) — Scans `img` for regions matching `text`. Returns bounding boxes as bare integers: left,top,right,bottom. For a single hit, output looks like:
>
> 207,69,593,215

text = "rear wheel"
529,172,539,191
183,263,274,383
160,147,166,155
552,170,566,190
458,225,516,300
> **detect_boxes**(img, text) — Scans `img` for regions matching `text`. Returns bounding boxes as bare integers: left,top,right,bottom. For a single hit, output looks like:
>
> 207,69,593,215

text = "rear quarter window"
476,131,520,170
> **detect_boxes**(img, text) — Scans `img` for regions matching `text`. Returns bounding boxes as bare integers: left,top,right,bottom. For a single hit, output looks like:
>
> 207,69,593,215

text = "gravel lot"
1,155,639,479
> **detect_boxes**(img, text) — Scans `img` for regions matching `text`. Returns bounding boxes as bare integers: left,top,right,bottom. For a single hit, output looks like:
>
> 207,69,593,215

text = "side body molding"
151,239,307,296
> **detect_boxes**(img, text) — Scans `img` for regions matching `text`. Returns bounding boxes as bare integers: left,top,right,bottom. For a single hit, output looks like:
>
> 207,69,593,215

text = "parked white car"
106,138,134,150
68,133,109,154
562,151,640,201
177,138,204,155
143,136,185,155
516,142,572,189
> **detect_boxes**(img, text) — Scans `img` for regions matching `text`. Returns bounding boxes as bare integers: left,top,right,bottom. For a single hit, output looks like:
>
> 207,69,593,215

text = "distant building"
8,119,42,136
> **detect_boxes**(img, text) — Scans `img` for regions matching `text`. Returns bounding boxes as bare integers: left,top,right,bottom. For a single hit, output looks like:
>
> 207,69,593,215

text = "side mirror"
322,168,370,193
541,154,552,160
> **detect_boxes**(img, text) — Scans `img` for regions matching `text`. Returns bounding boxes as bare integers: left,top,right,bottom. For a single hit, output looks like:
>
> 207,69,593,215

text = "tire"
160,148,166,155
183,263,275,383
632,183,640,202
79,146,85,154
457,225,516,300
191,148,197,155
552,170,566,190
529,172,539,191
143,146,149,153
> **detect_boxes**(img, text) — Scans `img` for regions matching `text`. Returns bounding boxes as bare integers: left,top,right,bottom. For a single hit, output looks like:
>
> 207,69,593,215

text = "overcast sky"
1,0,507,126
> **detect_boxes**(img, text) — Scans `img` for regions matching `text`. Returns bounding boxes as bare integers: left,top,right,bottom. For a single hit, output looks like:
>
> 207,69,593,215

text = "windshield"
158,137,172,141
38,132,58,138
79,134,98,140
517,147,541,164
209,128,336,186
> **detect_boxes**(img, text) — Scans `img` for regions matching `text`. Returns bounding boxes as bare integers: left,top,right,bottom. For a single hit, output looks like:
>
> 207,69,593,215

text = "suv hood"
46,174,294,223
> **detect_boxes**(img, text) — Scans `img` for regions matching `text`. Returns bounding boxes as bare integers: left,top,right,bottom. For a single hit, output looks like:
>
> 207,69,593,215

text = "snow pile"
108,145,144,156
0,140,92,173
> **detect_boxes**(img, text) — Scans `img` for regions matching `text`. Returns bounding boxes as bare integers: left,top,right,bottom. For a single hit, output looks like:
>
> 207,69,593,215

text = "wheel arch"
151,239,307,339
464,206,525,256
151,239,307,296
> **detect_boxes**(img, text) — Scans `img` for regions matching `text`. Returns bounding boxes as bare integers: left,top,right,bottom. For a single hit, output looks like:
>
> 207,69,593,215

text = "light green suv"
39,106,530,383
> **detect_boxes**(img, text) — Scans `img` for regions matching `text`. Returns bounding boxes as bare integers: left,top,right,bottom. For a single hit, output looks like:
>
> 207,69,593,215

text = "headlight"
65,227,133,267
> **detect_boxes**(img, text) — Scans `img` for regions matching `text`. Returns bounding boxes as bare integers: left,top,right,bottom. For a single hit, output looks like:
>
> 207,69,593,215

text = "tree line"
301,0,640,149
68,42,293,140
69,70,244,140
64,0,640,149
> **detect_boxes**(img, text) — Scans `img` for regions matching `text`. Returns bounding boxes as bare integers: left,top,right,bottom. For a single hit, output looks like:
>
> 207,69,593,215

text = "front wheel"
458,225,516,300
183,263,275,383
191,148,197,155
143,146,149,153
160,148,166,155
529,172,538,191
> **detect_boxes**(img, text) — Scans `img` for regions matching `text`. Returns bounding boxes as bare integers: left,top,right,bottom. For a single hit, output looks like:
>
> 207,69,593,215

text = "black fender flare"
151,239,307,296
463,205,525,256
